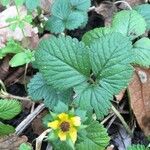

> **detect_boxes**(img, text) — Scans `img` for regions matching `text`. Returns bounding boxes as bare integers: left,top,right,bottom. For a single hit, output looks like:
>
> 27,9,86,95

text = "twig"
36,129,51,150
114,1,132,10
111,105,132,135
15,103,45,135
88,6,96,12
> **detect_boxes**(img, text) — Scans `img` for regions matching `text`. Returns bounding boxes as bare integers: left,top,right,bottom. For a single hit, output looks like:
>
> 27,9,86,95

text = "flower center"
60,121,70,132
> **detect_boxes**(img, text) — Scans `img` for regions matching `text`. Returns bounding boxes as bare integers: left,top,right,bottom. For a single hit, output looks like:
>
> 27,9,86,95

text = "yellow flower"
48,113,81,143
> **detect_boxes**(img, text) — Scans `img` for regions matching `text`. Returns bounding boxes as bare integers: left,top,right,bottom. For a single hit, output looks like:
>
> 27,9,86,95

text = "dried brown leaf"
0,134,28,150
128,67,150,136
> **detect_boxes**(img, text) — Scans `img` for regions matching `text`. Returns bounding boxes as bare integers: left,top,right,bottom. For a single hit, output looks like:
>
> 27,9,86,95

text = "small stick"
36,129,51,150
15,103,45,135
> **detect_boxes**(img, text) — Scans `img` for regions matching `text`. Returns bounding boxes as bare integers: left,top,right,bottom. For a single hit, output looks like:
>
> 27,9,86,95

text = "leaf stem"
111,105,132,135
0,80,7,92
114,1,132,10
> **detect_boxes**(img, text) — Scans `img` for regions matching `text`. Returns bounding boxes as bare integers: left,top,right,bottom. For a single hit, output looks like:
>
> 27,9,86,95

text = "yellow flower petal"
69,127,77,143
71,116,81,126
58,113,69,121
58,131,67,141
48,120,59,129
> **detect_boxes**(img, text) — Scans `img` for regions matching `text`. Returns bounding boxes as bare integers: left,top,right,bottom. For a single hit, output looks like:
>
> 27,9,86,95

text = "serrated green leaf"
134,4,150,30
25,0,40,10
0,123,15,136
74,83,112,119
19,143,33,150
112,10,146,39
90,33,133,95
127,144,146,150
9,50,35,67
35,35,91,90
70,0,91,11
27,73,72,108
0,99,21,120
82,27,112,46
132,37,150,67
76,121,110,150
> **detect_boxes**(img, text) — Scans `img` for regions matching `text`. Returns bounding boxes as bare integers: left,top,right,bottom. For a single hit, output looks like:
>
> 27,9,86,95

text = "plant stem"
114,1,132,10
0,80,7,92
111,105,132,135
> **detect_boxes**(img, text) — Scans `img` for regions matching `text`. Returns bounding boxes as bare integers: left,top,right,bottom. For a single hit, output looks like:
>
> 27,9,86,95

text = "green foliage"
127,144,147,150
19,143,33,150
35,35,91,90
76,121,110,150
46,0,91,33
134,4,150,30
27,73,72,109
0,99,21,120
0,99,21,136
82,27,112,46
132,37,150,67
0,123,15,136
112,10,146,39
25,0,40,10
9,50,35,67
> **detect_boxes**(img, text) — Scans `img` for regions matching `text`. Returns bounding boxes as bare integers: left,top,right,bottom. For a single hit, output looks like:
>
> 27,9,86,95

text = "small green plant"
46,0,91,33
127,144,149,150
27,2,150,149
0,99,21,136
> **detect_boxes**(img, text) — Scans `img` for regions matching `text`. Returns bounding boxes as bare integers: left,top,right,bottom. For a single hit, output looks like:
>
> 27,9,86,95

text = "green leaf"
1,0,9,6
74,83,112,119
46,0,87,33
35,35,91,90
112,10,146,39
25,0,40,10
127,144,146,150
9,50,35,67
76,121,110,150
0,123,15,136
70,0,91,11
0,39,24,59
90,33,133,95
0,99,21,120
19,143,33,150
15,0,25,6
53,101,68,113
27,73,72,108
132,37,150,67
134,4,150,30
82,27,112,46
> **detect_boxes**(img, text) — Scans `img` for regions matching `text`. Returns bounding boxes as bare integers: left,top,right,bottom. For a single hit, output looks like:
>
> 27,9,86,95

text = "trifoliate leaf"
25,0,40,10
112,10,146,39
127,144,146,150
27,73,72,108
76,121,110,150
0,123,15,136
70,0,91,11
9,50,35,67
19,143,33,150
134,4,150,30
74,83,112,119
82,27,112,46
35,35,91,90
90,33,133,95
132,37,150,67
0,99,21,120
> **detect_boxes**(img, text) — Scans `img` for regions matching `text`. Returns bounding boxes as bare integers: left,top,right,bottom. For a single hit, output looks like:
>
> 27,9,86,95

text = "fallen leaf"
128,67,150,136
0,134,28,150
40,0,53,14
115,89,126,102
